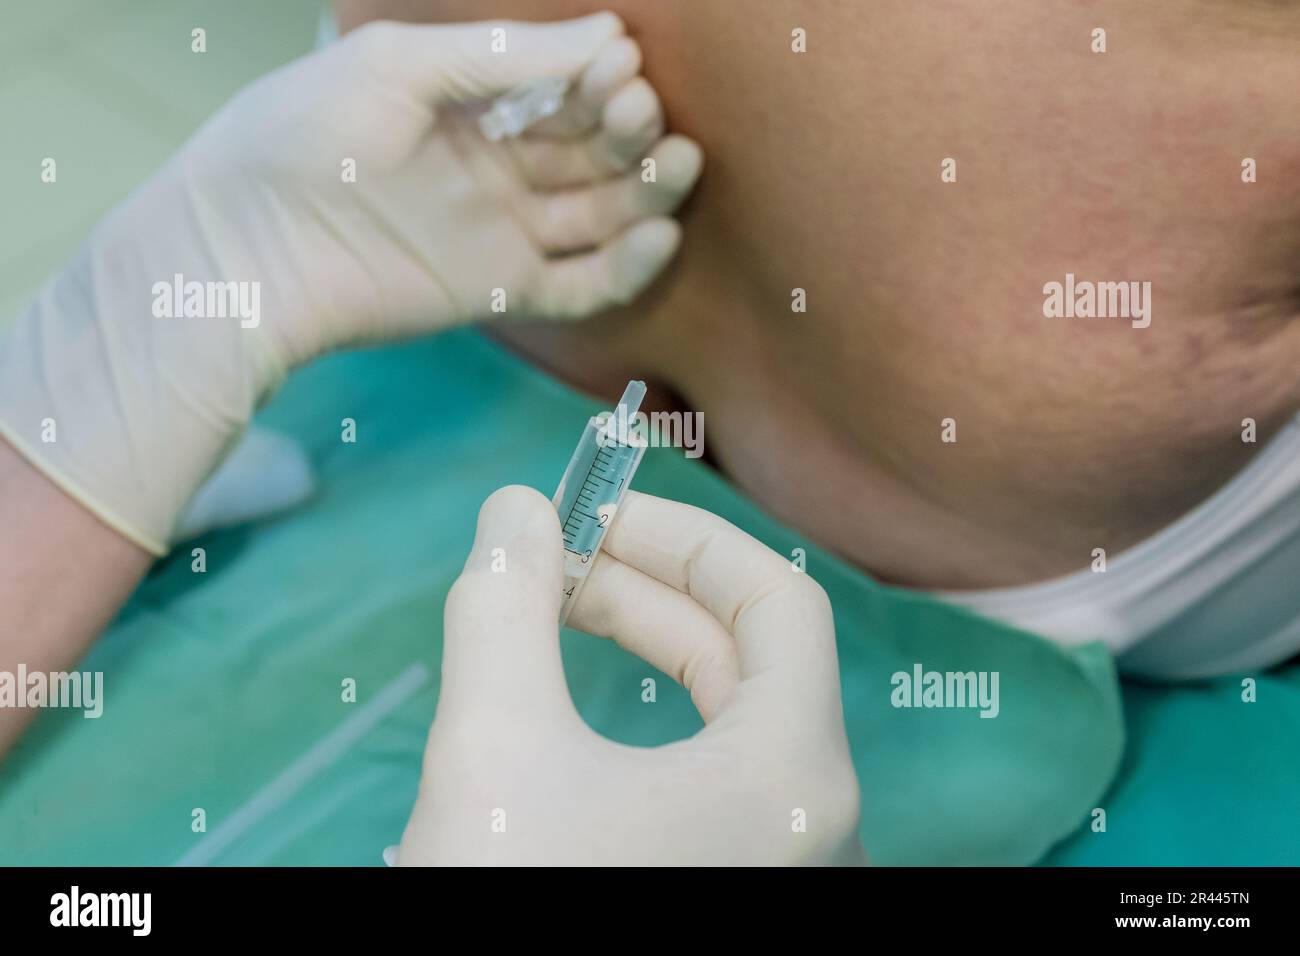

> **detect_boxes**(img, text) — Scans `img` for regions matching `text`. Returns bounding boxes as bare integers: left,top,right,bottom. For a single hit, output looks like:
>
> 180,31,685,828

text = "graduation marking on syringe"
551,381,649,623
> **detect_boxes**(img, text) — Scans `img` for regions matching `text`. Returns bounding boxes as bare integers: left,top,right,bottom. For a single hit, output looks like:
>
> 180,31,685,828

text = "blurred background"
0,0,324,328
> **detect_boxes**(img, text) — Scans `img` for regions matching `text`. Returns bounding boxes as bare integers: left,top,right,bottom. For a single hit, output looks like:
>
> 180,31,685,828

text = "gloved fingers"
508,77,666,189
525,35,642,139
527,135,702,253
601,492,842,701
528,216,681,320
439,485,573,723
567,554,740,722
370,13,624,108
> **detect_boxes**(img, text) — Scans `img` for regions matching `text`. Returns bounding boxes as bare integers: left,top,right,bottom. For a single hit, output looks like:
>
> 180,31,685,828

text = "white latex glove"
397,486,865,866
0,14,702,554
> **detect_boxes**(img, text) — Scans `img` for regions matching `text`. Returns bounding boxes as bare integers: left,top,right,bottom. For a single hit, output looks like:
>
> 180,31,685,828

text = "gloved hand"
0,13,702,554
397,486,865,866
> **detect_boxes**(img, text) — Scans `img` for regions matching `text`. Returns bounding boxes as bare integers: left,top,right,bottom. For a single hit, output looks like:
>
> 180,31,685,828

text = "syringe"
479,76,570,142
552,381,648,623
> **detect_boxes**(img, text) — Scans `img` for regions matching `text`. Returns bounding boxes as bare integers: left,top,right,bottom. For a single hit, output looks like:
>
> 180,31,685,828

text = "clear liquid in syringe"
552,381,648,622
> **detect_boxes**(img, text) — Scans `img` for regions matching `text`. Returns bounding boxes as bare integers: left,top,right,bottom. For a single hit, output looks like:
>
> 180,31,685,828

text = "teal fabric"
1042,672,1300,865
0,330,1287,865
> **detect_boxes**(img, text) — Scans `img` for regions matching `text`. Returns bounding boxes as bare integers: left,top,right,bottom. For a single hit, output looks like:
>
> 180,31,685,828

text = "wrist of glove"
0,228,281,553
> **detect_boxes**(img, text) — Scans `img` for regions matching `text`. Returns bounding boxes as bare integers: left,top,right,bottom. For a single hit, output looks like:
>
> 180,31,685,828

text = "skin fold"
340,0,1300,589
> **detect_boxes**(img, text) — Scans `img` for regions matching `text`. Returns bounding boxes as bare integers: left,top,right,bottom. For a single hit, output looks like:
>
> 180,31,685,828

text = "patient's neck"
488,243,1067,591
490,231,1299,594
